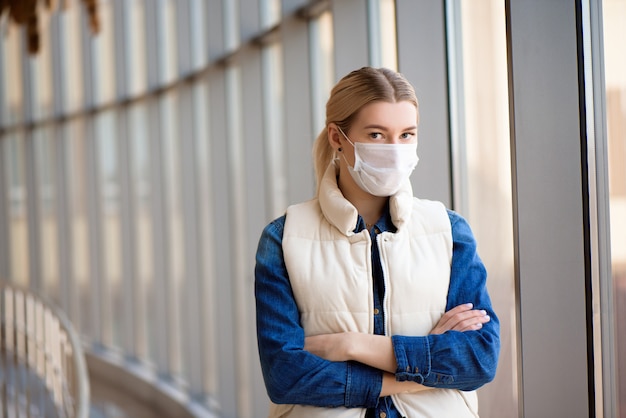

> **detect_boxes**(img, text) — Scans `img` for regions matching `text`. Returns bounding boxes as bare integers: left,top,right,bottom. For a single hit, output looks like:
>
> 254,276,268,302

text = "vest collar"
318,159,414,236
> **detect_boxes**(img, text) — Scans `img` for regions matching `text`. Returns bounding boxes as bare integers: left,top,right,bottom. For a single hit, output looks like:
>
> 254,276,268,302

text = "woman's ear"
327,123,343,151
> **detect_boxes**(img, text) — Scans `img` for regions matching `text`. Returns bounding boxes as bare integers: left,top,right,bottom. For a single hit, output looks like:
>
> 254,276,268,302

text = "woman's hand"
430,303,490,335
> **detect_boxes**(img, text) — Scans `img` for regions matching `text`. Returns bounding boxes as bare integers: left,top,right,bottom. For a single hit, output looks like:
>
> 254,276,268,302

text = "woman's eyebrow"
363,124,418,131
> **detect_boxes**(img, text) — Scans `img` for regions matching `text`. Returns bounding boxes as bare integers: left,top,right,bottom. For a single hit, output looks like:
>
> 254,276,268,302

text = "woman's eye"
369,132,383,140
400,132,416,140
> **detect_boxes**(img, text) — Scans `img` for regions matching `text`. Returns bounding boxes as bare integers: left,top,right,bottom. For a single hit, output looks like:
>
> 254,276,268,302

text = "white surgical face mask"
338,127,419,196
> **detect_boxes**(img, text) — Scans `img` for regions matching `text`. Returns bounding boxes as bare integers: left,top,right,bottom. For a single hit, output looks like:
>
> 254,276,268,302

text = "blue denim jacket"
254,207,500,415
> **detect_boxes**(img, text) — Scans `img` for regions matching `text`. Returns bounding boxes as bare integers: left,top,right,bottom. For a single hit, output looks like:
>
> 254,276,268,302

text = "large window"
1,0,621,416
452,2,517,415
603,0,626,415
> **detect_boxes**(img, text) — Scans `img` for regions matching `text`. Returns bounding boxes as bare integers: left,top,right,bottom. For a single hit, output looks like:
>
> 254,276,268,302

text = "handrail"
0,280,90,418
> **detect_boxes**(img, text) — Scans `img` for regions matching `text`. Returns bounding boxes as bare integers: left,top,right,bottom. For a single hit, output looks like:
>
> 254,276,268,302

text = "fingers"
436,303,475,330
431,303,491,334
451,310,490,332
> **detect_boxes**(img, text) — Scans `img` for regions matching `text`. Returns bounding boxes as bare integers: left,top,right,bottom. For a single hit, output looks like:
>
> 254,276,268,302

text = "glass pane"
192,80,214,393
29,10,54,120
161,90,182,375
365,0,397,70
66,119,91,335
379,0,397,70
0,137,8,280
260,0,281,29
222,0,239,53
128,0,148,95
0,23,24,125
189,0,207,70
60,0,84,113
34,127,60,303
96,109,121,348
129,101,152,361
261,43,287,219
602,0,626,415
310,11,335,138
53,120,77,328
142,98,159,368
457,1,518,416
158,0,178,84
91,0,116,104
4,133,29,287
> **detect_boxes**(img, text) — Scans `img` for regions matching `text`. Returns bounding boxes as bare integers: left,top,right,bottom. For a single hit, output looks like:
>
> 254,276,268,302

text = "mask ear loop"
336,126,355,159
337,126,356,148
334,126,349,158
336,126,358,170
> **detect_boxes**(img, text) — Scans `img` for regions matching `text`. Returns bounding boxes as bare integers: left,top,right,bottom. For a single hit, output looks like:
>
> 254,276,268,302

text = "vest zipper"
377,232,390,336
379,232,410,418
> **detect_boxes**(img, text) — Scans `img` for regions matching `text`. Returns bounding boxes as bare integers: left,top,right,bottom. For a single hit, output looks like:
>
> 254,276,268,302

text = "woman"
255,67,499,418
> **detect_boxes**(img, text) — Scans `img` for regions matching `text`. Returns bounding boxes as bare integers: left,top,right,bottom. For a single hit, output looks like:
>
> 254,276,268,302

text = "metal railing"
0,281,89,418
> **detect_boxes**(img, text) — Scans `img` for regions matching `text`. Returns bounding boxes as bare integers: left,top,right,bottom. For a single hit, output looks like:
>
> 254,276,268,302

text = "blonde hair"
312,67,419,194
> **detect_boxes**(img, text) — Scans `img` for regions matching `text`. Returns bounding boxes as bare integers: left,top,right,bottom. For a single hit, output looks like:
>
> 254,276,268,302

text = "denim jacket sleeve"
254,216,382,408
391,210,500,391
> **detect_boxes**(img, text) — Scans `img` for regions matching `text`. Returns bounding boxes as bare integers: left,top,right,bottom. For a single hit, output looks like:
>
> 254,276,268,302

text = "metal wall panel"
506,1,592,416
332,0,370,78
396,0,452,206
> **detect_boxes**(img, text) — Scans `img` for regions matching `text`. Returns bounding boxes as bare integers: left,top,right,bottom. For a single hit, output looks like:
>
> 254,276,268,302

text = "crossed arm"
255,213,499,407
304,303,491,396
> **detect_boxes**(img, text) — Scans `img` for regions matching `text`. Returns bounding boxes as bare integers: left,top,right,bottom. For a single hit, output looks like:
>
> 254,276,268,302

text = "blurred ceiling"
0,0,99,54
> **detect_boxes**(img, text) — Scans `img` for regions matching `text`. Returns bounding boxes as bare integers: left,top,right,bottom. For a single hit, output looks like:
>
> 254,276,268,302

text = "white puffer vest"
272,161,478,418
